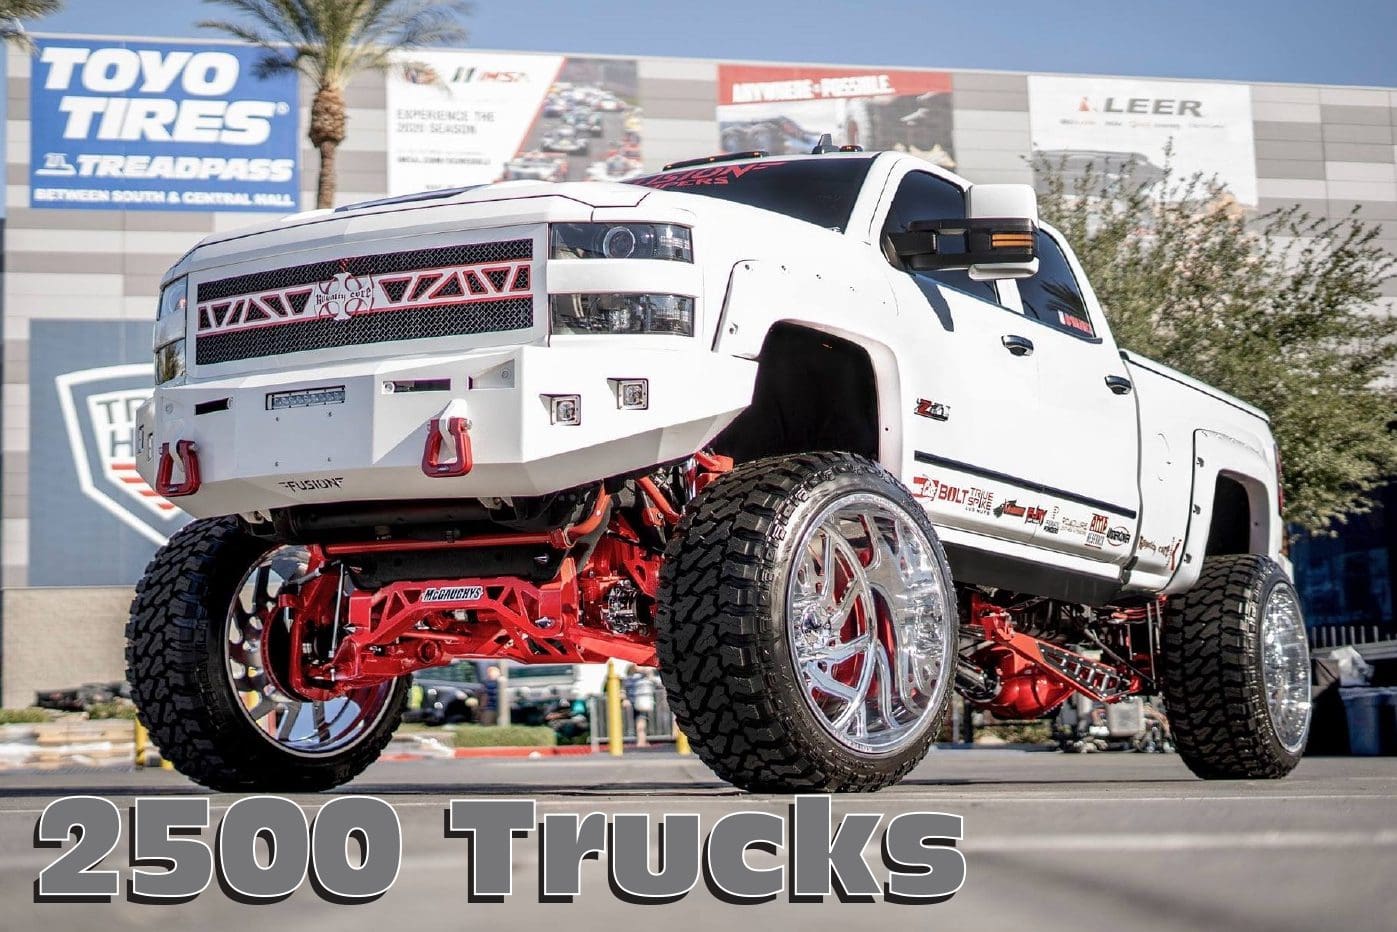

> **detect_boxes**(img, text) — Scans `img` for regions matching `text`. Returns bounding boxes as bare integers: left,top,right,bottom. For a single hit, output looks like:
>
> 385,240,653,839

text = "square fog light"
546,394,582,426
612,378,649,410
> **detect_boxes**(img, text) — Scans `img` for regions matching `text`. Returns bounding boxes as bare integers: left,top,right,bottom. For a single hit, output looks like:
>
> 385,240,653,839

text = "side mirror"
890,183,1041,280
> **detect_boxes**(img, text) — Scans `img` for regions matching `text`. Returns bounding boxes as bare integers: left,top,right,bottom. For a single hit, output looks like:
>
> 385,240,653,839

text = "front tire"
1161,554,1311,779
657,453,959,793
127,517,407,792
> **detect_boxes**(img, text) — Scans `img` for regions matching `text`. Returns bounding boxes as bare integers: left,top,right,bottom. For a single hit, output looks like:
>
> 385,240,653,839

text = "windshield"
627,157,873,231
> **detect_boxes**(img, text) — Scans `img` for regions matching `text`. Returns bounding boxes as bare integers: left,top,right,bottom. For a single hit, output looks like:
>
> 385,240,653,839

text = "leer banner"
28,38,300,212
1027,75,1258,205
716,64,956,169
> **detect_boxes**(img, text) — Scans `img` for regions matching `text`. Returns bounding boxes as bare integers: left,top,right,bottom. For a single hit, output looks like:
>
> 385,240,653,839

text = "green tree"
0,0,62,51
202,0,469,209
1035,159,1397,533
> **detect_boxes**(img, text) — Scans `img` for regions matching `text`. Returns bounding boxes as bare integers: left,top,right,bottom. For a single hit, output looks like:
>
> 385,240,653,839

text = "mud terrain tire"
127,516,406,792
1162,554,1310,780
657,452,958,793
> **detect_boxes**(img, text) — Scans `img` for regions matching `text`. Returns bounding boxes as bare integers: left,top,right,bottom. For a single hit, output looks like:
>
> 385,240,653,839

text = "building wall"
1,587,131,707
2,36,1396,699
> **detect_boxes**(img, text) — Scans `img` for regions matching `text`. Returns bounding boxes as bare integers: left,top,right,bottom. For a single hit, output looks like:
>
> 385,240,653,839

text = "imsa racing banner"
386,52,644,193
28,38,300,212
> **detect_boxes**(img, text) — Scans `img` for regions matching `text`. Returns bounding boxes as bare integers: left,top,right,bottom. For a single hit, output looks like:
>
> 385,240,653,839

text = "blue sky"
25,0,1397,87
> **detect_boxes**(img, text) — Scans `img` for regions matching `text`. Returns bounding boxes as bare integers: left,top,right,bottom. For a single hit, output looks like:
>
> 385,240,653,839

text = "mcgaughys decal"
421,585,485,603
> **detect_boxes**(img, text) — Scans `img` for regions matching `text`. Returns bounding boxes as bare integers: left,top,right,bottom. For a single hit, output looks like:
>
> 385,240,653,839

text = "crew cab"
127,145,1311,794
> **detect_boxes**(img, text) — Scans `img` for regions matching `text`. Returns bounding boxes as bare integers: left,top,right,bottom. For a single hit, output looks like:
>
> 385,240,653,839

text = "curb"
382,745,594,761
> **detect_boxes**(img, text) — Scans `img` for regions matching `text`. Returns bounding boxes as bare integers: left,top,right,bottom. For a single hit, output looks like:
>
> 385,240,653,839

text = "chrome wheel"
1261,583,1311,753
225,547,396,757
785,492,955,755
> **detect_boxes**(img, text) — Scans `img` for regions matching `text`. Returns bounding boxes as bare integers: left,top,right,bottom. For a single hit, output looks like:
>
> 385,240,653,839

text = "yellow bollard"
134,719,148,768
606,661,624,757
673,723,691,756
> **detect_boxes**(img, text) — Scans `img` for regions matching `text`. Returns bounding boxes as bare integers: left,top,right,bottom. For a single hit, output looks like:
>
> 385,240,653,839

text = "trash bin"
1341,688,1394,755
1382,691,1397,754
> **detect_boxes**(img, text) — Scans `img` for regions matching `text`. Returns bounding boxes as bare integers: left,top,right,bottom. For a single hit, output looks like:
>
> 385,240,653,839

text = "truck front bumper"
134,344,757,519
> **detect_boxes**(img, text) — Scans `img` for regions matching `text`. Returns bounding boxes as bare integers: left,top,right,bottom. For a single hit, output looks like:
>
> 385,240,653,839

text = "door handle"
1001,334,1034,357
1105,375,1133,395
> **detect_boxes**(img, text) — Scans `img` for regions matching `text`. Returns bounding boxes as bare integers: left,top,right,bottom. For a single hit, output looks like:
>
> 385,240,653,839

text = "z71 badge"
914,399,950,421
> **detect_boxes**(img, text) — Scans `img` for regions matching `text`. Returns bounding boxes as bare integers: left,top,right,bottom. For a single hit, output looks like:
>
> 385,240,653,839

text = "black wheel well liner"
1205,473,1255,556
713,322,879,464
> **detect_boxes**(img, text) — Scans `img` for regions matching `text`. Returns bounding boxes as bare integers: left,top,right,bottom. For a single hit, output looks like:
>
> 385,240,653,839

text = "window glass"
627,157,872,231
1016,230,1095,338
881,171,999,304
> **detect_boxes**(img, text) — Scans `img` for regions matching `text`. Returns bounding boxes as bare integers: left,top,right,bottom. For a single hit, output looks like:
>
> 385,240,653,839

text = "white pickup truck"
129,144,1311,793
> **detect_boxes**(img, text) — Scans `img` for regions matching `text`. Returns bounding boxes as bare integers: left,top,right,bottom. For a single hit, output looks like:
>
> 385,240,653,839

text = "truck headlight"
551,223,692,261
153,277,188,386
551,294,694,336
155,339,187,386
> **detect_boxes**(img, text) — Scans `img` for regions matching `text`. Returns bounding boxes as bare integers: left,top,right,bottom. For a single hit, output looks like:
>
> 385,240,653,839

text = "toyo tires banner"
28,38,300,212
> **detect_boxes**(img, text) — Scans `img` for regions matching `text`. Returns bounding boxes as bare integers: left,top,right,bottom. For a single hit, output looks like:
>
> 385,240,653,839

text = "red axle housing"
965,594,1143,719
263,460,733,700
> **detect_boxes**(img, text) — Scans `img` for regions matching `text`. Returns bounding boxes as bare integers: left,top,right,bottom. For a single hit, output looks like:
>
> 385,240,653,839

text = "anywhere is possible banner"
716,64,957,169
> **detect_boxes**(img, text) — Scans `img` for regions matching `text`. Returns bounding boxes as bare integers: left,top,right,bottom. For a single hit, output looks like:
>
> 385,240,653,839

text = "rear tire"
1161,554,1311,779
127,517,406,792
657,453,958,793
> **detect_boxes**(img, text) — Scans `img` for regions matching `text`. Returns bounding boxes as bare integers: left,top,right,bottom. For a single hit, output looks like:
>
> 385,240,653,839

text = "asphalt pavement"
0,748,1392,931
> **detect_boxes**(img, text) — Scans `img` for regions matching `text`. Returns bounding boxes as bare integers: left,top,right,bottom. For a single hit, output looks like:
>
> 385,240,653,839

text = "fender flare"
1165,427,1280,594
712,260,905,470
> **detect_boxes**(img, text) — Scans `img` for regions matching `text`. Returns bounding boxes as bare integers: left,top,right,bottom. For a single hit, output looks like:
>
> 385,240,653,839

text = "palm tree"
202,0,468,209
0,0,62,52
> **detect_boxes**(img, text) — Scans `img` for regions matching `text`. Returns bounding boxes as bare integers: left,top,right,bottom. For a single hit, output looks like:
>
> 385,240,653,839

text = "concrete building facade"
2,34,1395,705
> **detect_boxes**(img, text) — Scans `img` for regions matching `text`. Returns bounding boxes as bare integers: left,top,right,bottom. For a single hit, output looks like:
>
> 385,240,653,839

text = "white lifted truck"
130,143,1312,792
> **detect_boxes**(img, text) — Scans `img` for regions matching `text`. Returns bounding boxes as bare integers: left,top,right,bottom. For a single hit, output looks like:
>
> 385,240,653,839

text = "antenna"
810,133,840,154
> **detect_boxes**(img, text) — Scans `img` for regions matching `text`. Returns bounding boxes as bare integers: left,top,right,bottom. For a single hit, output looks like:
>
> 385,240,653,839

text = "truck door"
879,170,1042,544
1008,228,1141,564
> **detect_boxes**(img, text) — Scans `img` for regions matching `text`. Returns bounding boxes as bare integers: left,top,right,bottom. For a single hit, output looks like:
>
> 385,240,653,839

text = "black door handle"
1105,375,1133,395
1001,334,1034,357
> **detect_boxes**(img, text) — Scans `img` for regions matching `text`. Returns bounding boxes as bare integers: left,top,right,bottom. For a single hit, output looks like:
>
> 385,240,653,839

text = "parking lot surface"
0,748,1392,930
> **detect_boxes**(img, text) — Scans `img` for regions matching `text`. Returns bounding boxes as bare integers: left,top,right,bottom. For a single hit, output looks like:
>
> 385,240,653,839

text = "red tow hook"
155,440,202,497
421,416,473,478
